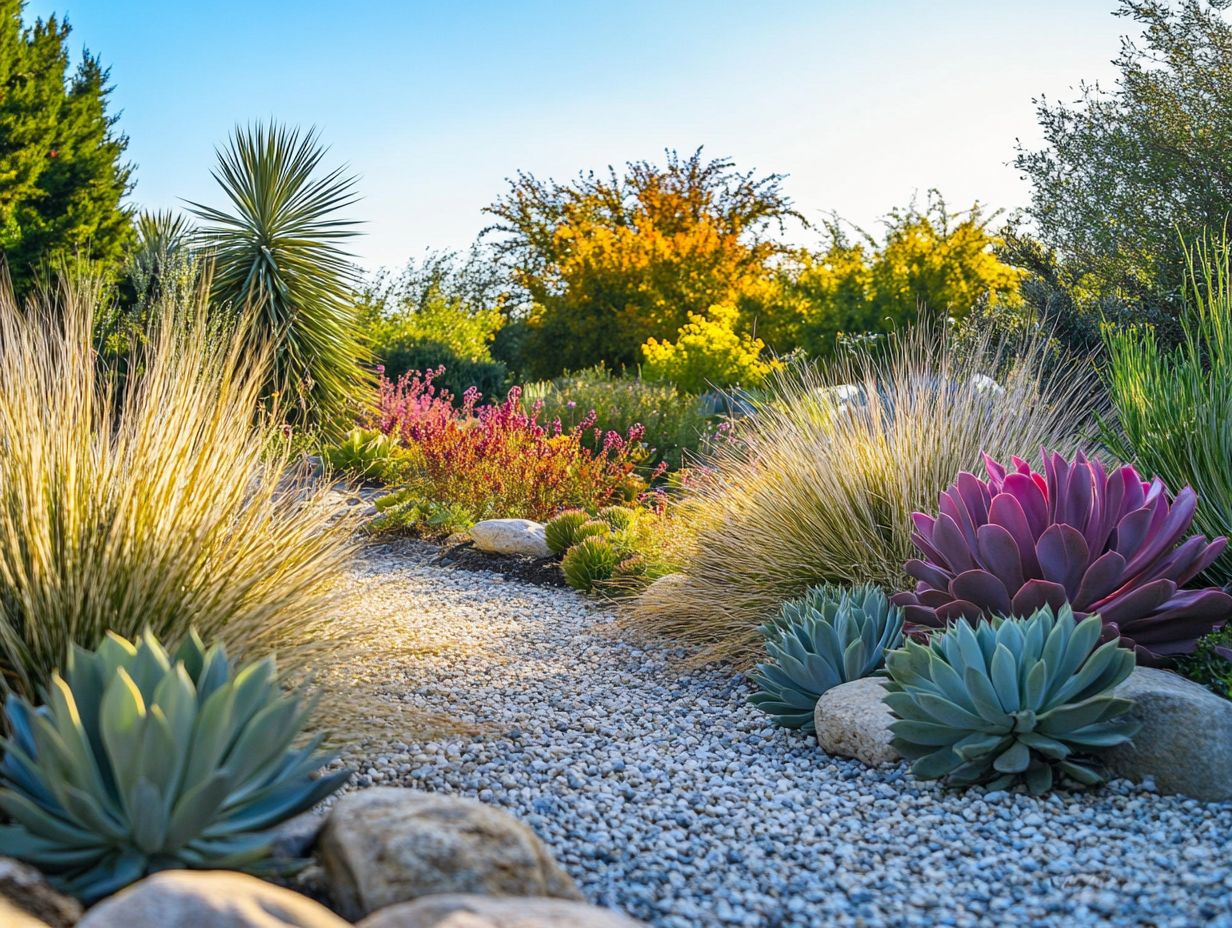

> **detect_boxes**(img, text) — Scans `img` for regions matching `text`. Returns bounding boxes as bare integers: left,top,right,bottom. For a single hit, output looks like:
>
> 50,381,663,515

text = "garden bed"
333,542,1232,928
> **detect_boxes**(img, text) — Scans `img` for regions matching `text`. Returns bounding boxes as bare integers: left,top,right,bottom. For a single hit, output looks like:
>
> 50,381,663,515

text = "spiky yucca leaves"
562,536,621,592
598,506,637,532
750,584,904,730
0,275,361,704
893,449,1231,664
629,323,1095,666
189,122,370,430
0,629,350,903
545,509,591,556
884,606,1139,794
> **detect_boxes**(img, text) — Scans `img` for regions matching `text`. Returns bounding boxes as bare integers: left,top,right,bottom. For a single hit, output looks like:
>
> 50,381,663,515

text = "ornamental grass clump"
893,449,1231,664
370,367,652,523
628,324,1095,666
750,584,904,731
884,605,1139,794
0,629,349,902
0,276,360,704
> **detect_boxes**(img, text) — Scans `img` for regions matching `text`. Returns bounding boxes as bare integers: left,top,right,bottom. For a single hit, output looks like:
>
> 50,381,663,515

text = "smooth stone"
1,897,55,928
1106,667,1232,801
319,788,582,920
358,893,649,928
0,857,82,928
469,520,551,558
813,677,901,766
76,871,349,928
269,810,328,861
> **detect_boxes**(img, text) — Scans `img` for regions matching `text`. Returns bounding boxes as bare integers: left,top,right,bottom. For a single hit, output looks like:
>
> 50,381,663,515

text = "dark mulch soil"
371,536,568,588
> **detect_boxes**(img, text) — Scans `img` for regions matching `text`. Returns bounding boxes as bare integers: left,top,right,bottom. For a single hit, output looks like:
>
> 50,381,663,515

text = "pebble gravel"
339,542,1232,928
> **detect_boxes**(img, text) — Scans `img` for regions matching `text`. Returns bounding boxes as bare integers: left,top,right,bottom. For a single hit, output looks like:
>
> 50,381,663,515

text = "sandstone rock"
319,788,581,920
358,893,648,928
76,870,349,928
469,520,551,559
1106,667,1232,801
0,857,82,928
813,677,901,766
1,897,55,928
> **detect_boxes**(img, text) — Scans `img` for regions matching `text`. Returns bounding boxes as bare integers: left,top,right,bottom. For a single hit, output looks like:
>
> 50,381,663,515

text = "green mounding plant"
322,427,400,483
575,519,613,544
1101,231,1232,588
545,509,591,556
749,584,905,731
562,536,621,592
0,274,361,706
188,122,370,431
597,506,638,532
628,322,1097,666
883,605,1140,794
0,629,350,903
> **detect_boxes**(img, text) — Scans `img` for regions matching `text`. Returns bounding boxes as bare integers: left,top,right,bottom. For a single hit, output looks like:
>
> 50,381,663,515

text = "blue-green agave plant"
0,629,350,902
749,583,905,731
883,605,1140,794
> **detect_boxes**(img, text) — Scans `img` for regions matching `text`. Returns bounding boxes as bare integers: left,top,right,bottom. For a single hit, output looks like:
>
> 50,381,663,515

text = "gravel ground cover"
340,542,1232,928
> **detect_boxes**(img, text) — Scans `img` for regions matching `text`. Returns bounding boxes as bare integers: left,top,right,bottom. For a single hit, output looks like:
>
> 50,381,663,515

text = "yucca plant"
893,449,1231,664
0,274,360,704
188,122,370,430
562,536,621,592
0,629,350,903
749,584,904,730
545,509,591,556
629,323,1096,666
884,605,1139,794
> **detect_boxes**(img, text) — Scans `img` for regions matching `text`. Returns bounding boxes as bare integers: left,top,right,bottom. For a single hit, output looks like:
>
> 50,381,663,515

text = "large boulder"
76,871,349,928
358,894,647,928
813,677,902,766
1105,667,1232,801
319,788,582,921
469,520,551,559
0,857,81,928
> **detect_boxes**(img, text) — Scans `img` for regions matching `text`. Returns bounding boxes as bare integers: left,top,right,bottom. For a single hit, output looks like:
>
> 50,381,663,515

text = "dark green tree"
0,1,132,294
1014,0,1232,336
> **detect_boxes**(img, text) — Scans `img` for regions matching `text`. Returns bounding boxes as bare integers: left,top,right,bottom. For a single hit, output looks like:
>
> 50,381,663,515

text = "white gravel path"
339,542,1232,928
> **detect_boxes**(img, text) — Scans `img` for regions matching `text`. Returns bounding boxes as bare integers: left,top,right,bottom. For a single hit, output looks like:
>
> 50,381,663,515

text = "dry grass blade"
625,323,1097,667
0,273,370,717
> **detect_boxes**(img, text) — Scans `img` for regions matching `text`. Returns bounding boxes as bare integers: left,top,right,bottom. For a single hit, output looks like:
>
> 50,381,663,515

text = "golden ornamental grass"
0,274,364,704
625,324,1098,667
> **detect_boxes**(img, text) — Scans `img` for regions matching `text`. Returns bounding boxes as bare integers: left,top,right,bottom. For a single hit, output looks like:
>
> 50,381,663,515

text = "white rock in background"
358,893,649,928
0,858,81,928
469,519,551,558
319,788,583,921
1105,667,1232,801
76,871,349,928
813,677,902,766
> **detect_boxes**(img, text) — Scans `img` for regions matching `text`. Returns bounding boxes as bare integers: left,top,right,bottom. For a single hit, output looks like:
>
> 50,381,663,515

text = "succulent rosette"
892,449,1232,664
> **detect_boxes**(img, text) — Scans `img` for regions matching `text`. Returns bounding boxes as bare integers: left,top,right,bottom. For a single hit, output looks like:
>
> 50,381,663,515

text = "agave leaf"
210,770,348,835
182,684,237,792
993,740,1031,773
1015,731,1072,759
178,832,273,868
0,825,110,867
127,778,168,855
961,665,1012,725
62,849,149,905
164,770,234,851
989,644,1020,711
887,719,967,747
1058,759,1107,787
0,789,103,846
951,731,1007,761
1024,759,1054,795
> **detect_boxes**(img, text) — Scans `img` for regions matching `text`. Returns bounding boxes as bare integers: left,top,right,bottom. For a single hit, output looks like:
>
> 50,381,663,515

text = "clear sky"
25,0,1129,273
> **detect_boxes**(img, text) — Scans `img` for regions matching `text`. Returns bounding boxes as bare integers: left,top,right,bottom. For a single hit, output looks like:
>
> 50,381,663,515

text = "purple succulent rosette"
892,449,1232,665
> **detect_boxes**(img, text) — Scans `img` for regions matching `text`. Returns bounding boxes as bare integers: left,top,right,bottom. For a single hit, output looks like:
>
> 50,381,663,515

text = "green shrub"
562,536,621,592
884,605,1139,794
522,366,710,471
0,629,349,902
749,584,904,731
321,427,403,483
597,505,637,531
629,323,1094,666
642,301,779,394
0,277,360,703
1101,232,1232,588
545,509,591,556
371,487,475,538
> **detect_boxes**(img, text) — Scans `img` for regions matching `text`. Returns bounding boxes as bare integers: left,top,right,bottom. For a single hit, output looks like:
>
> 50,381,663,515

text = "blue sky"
26,1,1128,273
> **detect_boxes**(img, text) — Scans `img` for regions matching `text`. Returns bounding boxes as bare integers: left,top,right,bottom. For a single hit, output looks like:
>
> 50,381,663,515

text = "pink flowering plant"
367,367,659,527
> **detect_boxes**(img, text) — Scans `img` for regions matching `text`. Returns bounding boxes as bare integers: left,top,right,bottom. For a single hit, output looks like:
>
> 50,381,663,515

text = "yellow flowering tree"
483,150,802,377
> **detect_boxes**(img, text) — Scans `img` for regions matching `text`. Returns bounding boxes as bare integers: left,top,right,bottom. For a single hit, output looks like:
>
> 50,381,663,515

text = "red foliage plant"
371,367,656,521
